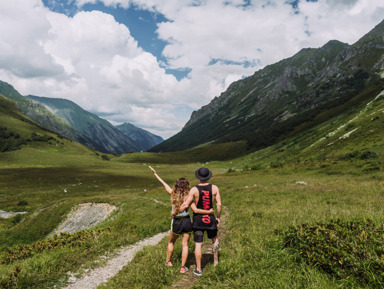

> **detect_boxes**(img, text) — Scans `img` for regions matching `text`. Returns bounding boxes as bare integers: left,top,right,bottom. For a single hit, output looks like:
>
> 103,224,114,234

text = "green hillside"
151,20,384,154
25,95,141,154
1,81,384,288
1,21,384,289
0,94,58,153
0,81,99,152
0,94,107,161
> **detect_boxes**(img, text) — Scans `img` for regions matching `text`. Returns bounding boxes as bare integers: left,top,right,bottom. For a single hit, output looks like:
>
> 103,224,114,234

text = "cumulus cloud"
0,0,383,138
0,0,63,78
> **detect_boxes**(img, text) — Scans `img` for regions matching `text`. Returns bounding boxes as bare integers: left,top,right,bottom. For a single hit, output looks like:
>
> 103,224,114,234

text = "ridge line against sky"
0,0,383,139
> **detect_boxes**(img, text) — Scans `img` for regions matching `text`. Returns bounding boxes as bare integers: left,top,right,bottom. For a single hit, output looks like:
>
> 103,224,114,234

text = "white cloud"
0,0,63,78
0,0,383,139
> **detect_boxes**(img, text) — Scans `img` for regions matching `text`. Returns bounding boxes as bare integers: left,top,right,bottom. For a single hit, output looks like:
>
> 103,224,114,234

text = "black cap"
195,167,212,181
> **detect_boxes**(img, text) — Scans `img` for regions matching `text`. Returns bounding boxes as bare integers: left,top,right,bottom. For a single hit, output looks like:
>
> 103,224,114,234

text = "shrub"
1,228,112,264
18,201,28,206
251,164,262,170
0,127,27,152
11,214,22,225
283,219,384,286
338,150,378,161
0,265,21,288
30,132,54,142
101,154,110,161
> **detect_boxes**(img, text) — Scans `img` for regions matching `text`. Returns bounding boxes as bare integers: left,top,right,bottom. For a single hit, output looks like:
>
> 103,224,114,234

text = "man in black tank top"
180,167,222,276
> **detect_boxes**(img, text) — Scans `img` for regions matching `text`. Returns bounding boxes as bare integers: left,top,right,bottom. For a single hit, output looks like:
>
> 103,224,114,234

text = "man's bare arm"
214,187,222,226
179,189,195,212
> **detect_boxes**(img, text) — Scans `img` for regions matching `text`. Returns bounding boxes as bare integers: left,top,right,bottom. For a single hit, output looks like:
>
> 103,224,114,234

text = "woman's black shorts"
171,216,192,235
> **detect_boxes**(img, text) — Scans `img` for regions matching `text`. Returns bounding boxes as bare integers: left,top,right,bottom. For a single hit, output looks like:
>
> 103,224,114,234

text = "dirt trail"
60,204,228,289
171,206,229,289
62,231,169,289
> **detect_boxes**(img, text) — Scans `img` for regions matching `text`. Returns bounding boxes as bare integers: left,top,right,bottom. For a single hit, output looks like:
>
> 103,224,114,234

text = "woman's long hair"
171,178,190,215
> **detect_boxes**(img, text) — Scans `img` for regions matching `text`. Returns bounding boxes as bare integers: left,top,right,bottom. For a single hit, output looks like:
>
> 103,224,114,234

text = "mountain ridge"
25,94,140,154
0,81,163,155
150,18,384,153
115,122,163,151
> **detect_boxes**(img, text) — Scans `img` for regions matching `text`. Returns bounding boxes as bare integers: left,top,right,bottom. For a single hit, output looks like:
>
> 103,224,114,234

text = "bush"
30,132,54,142
251,164,262,170
338,150,378,161
0,127,27,152
1,228,112,264
101,154,110,161
18,201,28,206
11,214,22,225
283,219,384,286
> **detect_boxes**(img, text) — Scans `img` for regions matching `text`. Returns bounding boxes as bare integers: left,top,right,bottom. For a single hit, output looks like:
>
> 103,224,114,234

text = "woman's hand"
149,166,156,174
208,208,214,214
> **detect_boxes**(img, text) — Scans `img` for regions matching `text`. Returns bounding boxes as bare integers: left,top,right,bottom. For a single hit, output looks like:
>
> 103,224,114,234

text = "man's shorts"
171,216,192,235
193,229,218,243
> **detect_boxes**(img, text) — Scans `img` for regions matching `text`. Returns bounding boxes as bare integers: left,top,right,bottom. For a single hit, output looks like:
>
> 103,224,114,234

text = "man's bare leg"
212,237,219,267
195,242,203,271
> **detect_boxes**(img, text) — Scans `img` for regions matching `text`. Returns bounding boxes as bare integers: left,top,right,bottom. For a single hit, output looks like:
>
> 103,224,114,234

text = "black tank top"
192,184,217,230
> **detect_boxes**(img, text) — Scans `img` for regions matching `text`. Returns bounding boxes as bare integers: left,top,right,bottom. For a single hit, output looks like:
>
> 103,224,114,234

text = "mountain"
115,122,163,151
151,19,384,154
25,95,140,155
0,81,98,150
0,93,94,156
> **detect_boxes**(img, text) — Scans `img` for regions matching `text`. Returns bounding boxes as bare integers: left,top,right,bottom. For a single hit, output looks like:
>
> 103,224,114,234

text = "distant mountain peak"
115,122,163,151
151,19,384,154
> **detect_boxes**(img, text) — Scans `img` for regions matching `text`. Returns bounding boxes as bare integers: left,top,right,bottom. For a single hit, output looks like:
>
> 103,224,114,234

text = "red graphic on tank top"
202,190,211,224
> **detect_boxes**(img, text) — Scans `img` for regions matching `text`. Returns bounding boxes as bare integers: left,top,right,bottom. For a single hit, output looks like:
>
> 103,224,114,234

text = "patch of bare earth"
50,203,117,237
171,206,229,289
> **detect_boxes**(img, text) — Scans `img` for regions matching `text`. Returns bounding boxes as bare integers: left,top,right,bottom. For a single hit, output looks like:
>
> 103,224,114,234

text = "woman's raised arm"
149,166,172,195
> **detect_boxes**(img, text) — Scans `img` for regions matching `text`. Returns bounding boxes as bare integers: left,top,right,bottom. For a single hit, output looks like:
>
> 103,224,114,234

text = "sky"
0,0,383,139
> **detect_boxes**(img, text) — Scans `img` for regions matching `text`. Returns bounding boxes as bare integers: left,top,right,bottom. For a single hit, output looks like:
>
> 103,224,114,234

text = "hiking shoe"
180,266,189,273
165,261,173,267
193,268,202,276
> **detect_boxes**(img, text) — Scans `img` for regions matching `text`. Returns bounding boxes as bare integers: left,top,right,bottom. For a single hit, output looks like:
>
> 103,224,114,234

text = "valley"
1,84,384,287
0,17,383,289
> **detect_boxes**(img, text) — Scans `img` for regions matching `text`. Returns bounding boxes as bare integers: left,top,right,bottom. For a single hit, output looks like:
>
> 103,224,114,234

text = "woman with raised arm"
149,166,213,274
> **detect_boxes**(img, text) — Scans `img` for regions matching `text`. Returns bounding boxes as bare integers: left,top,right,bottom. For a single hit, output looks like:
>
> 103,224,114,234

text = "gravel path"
63,231,169,289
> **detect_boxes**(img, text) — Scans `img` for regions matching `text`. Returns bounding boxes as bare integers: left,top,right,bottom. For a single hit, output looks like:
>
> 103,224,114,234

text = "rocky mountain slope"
0,93,94,155
0,81,164,154
151,19,384,153
25,95,140,154
0,81,98,151
115,122,163,151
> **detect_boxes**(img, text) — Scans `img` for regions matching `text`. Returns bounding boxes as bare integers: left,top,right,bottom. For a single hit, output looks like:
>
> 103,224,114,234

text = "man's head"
195,167,212,182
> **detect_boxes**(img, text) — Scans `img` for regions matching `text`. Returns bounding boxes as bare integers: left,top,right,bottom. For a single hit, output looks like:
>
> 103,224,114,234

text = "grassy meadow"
1,145,384,288
1,90,384,288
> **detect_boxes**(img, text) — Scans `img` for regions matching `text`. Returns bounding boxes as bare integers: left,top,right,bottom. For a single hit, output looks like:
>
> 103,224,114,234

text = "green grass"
2,84,384,287
2,147,384,288
66,162,384,289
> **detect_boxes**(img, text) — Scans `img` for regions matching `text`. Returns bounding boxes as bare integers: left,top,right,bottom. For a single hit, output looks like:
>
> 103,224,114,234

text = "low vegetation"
283,219,384,286
1,79,384,288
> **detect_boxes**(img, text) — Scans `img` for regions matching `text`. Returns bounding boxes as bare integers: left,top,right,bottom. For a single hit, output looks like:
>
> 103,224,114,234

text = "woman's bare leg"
166,232,179,264
181,233,190,267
